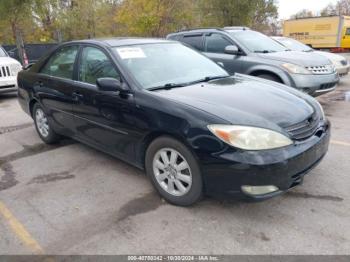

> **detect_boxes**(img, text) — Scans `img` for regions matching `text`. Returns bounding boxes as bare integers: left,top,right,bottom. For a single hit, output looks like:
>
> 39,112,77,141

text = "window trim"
39,44,80,81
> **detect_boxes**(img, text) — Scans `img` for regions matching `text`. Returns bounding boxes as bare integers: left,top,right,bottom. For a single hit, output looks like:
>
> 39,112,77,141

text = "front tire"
145,136,203,206
33,103,61,144
256,74,282,83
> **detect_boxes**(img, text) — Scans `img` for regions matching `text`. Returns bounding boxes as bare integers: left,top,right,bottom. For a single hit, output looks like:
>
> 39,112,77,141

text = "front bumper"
0,77,17,94
290,72,339,96
199,121,330,200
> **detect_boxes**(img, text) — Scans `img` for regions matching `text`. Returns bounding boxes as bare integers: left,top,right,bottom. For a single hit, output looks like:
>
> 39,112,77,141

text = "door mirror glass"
224,45,240,55
97,77,127,92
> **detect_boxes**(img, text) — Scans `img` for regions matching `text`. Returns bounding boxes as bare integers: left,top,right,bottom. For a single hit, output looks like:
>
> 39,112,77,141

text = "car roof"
170,27,251,35
68,38,174,47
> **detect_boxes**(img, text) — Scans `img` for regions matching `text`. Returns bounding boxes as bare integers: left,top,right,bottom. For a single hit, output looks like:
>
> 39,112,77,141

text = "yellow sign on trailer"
283,16,350,49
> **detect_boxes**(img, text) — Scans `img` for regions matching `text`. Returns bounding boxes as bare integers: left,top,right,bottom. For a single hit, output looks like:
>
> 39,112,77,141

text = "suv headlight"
10,63,22,76
282,63,311,75
208,125,293,150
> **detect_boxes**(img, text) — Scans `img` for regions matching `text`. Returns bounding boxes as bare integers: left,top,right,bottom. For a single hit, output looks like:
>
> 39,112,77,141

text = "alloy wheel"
152,148,192,196
35,108,49,138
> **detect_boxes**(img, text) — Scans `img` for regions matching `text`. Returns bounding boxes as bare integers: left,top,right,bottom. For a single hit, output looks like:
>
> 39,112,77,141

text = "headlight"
315,100,325,120
208,125,293,150
332,60,342,67
282,63,311,75
10,63,22,76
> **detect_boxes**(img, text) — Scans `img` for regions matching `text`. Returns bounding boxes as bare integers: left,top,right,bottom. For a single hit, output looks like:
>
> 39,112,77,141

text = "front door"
203,33,243,74
72,45,136,160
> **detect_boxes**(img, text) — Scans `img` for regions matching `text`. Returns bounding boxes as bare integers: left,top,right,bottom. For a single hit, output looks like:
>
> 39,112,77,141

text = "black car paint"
17,39,330,199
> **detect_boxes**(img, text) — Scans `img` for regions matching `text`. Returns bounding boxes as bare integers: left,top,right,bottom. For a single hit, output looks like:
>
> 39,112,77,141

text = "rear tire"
145,136,203,206
33,103,61,144
256,74,282,83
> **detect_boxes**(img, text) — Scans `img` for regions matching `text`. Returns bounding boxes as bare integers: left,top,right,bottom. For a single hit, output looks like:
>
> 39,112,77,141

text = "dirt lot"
0,72,350,255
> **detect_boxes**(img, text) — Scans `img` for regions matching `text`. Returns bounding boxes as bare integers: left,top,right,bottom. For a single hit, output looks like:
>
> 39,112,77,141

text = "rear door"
71,45,136,159
37,45,79,136
203,33,243,74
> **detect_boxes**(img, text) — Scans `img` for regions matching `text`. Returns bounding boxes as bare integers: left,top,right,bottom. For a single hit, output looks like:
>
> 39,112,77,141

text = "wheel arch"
138,131,195,169
29,98,39,118
249,70,284,83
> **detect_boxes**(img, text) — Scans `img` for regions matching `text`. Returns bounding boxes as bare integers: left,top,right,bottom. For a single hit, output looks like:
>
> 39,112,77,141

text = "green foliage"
0,0,279,44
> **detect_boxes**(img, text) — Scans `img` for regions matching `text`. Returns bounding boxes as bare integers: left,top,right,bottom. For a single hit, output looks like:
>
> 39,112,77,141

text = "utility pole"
15,29,25,65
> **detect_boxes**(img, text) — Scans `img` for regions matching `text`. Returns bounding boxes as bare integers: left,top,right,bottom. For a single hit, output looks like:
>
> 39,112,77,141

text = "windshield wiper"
147,83,186,91
147,75,229,91
186,75,230,85
254,50,277,53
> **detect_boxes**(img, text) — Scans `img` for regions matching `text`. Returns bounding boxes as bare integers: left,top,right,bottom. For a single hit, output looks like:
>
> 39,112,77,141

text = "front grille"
340,60,348,66
319,82,337,90
306,65,334,75
0,66,11,78
285,112,320,141
0,85,16,89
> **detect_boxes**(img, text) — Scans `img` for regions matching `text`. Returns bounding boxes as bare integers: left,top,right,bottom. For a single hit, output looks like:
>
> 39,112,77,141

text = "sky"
278,0,339,19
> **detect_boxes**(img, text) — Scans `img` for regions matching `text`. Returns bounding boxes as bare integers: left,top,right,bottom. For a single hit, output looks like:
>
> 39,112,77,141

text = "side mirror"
224,45,240,55
96,78,128,93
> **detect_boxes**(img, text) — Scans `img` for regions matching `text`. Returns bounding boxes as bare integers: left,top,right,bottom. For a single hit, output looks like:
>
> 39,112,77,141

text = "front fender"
246,65,294,87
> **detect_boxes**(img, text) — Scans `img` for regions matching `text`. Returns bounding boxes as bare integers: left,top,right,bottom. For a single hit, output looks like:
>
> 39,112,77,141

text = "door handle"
72,92,84,101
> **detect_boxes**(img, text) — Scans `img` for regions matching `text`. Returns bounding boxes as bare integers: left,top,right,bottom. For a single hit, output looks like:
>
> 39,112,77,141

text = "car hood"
154,75,315,132
313,50,346,63
257,50,331,66
0,56,21,65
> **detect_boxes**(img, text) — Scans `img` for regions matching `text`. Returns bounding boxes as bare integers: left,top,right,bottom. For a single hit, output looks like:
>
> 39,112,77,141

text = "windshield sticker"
116,47,146,59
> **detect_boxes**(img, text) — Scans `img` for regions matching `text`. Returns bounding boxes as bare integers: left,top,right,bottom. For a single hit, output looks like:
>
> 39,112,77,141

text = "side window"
41,45,79,79
205,34,232,53
181,35,203,51
79,46,120,85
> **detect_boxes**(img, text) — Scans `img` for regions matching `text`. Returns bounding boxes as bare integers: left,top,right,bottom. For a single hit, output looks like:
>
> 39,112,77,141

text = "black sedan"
17,38,330,206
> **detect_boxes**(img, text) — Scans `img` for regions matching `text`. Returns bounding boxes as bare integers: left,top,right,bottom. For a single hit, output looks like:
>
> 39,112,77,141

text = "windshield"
0,47,7,57
229,30,288,53
114,43,229,89
275,38,313,52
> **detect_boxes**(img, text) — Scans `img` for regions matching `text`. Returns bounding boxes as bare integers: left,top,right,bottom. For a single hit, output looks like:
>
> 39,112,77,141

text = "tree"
115,0,195,37
251,0,278,32
0,0,33,43
290,9,314,19
197,0,278,31
321,3,338,16
0,0,280,43
321,0,350,16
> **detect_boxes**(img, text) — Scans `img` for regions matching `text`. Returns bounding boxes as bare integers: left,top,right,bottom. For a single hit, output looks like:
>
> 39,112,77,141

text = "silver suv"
167,27,339,96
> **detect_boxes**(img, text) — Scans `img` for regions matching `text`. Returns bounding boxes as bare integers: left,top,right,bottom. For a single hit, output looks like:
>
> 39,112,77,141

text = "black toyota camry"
17,38,330,206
